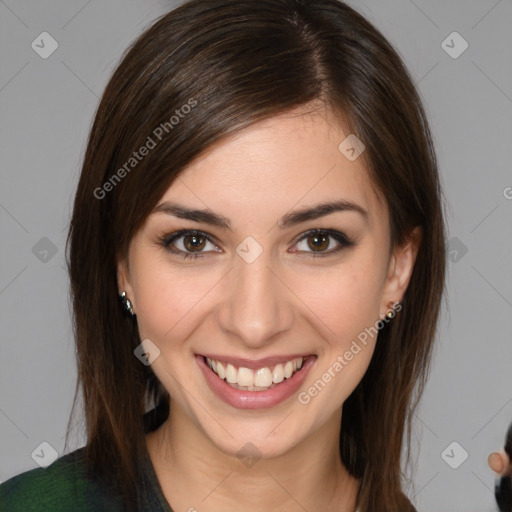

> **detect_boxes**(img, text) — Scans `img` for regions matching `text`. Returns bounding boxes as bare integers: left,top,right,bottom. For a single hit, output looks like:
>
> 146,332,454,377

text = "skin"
489,451,511,477
118,103,421,512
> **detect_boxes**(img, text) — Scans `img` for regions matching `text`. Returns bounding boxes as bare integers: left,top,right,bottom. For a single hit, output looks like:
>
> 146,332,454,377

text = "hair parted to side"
65,1,447,510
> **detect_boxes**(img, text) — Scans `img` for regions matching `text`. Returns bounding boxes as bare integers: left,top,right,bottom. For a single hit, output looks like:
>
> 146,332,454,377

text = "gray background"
1,1,511,511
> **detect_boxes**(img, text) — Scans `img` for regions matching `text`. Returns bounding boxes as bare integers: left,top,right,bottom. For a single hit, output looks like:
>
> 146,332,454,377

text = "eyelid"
161,229,219,246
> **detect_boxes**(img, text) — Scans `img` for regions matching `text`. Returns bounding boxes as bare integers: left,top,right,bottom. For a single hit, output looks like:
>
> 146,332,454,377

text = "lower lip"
196,355,316,410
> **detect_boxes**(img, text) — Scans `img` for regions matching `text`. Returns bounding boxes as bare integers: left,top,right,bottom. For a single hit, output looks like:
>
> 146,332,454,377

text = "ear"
116,254,136,312
379,226,422,317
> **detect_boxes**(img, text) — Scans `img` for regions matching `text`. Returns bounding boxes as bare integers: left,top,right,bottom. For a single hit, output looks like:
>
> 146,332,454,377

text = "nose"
216,249,294,349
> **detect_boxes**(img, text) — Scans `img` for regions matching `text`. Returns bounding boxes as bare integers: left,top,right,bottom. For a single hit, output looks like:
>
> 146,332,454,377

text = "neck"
146,401,360,512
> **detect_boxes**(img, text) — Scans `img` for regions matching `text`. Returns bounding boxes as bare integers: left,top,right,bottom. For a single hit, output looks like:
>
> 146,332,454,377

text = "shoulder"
0,447,124,512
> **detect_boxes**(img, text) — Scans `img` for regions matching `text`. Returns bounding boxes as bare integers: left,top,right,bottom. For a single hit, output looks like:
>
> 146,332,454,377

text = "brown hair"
65,1,446,510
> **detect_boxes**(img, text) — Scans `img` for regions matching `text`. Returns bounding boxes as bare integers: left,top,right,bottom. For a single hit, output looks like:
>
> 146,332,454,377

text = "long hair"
65,1,447,510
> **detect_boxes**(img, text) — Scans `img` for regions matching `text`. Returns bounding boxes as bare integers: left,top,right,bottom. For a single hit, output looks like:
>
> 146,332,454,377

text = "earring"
385,301,402,319
120,291,134,316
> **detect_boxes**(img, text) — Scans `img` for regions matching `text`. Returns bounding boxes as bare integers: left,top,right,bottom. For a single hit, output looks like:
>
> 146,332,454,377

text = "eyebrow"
152,200,369,230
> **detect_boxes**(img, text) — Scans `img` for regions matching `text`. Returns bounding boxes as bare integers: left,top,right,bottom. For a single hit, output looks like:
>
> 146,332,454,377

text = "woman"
0,0,448,510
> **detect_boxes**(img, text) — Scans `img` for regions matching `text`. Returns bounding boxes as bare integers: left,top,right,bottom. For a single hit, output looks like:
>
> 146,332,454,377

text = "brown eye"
183,234,206,252
161,230,220,260
307,233,330,252
294,229,354,257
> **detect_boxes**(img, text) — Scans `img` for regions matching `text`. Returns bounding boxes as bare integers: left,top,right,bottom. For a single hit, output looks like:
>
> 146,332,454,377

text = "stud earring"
385,301,402,319
120,291,134,316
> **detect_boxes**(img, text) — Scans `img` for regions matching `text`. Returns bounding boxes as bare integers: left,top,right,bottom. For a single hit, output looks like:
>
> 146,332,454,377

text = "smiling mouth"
203,355,313,392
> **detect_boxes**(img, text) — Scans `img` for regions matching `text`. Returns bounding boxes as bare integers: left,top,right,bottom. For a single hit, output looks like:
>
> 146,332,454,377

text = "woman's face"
118,104,420,459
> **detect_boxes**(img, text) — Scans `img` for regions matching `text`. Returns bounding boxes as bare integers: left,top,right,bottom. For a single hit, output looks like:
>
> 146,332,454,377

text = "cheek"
294,258,386,342
130,253,223,345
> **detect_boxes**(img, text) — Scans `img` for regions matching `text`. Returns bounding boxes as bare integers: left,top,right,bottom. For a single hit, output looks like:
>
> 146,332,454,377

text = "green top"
0,450,363,512
0,445,173,512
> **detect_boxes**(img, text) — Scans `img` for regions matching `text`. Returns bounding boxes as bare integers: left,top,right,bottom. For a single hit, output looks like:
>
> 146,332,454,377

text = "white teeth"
216,361,225,379
254,367,273,387
237,367,254,387
226,363,237,384
206,356,307,390
272,364,284,384
283,361,293,379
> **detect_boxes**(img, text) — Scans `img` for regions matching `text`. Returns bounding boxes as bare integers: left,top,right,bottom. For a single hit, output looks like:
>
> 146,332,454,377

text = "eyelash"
159,229,355,260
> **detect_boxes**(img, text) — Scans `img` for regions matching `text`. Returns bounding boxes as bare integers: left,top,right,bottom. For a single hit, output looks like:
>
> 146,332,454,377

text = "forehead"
159,105,387,229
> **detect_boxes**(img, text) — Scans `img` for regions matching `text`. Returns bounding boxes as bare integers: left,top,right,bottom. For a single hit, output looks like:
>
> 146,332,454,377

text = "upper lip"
199,353,315,370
